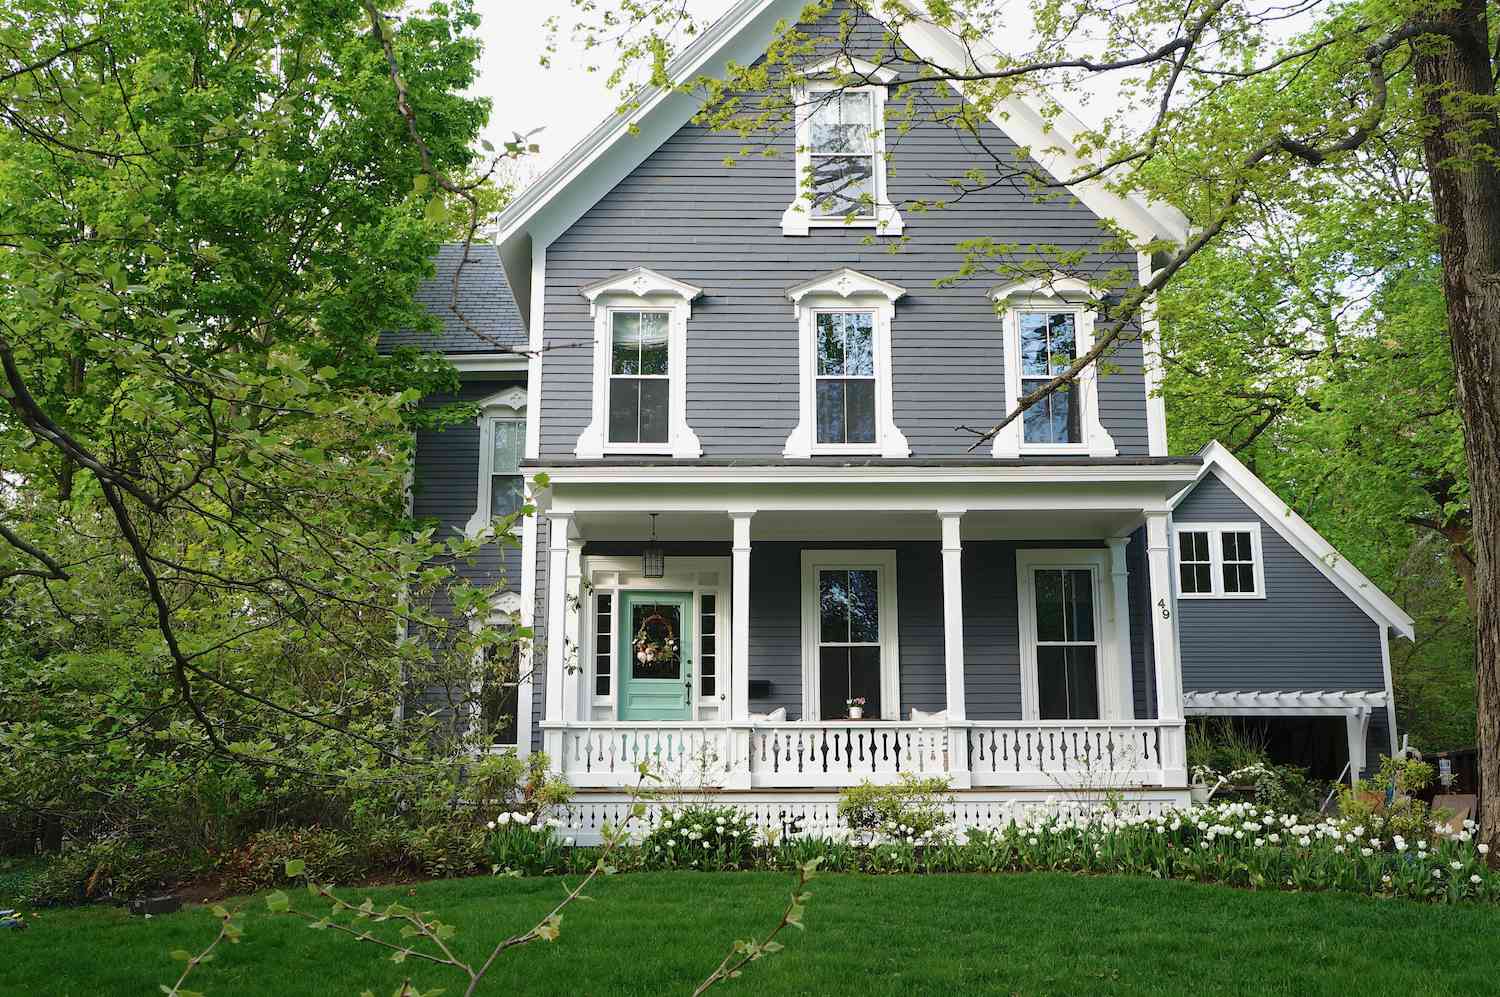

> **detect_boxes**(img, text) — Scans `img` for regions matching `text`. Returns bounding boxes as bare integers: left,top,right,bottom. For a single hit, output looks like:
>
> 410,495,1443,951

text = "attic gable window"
575,268,704,459
1174,523,1265,599
784,268,909,459
782,56,903,237
989,273,1119,459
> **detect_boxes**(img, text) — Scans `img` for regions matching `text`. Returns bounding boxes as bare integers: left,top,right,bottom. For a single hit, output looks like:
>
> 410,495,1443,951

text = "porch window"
800,549,900,720
1018,311,1080,445
608,310,670,444
815,311,876,445
1031,568,1100,721
1174,523,1265,599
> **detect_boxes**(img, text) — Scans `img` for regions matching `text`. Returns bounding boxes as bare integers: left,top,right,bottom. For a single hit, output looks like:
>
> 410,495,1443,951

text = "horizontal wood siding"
538,9,1147,460
1174,473,1386,693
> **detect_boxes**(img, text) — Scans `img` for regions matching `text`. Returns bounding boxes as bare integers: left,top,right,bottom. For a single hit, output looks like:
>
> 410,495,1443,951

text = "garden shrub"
641,804,758,870
837,774,953,844
23,839,199,905
1338,756,1439,837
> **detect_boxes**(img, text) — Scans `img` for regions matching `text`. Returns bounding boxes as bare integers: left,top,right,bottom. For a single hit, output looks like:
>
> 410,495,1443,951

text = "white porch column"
730,511,754,722
938,511,967,722
1107,537,1137,721
543,513,572,725
1145,511,1187,785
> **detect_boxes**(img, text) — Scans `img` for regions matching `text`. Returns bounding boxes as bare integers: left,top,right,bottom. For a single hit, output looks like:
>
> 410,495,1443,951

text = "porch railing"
543,719,1186,791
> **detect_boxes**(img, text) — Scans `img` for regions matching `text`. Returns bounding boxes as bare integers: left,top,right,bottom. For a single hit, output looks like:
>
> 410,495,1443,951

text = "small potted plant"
846,697,866,720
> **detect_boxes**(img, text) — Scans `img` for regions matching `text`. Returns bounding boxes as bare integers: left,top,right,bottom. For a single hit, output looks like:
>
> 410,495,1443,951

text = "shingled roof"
380,242,526,355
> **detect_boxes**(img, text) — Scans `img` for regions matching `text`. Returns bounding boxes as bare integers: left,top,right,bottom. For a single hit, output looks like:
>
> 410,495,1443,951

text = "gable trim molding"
1171,442,1415,640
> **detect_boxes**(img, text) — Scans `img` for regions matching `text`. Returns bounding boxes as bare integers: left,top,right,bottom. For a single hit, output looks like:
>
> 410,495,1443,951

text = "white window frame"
799,549,901,721
1015,548,1129,721
782,56,903,237
1173,522,1267,600
783,268,909,458
989,274,1118,459
575,267,703,459
464,386,528,536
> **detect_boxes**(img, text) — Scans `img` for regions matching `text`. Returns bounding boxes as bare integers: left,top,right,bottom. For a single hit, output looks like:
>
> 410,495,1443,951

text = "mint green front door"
619,592,693,721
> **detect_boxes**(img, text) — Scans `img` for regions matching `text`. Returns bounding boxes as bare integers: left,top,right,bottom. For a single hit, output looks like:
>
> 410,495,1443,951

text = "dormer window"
990,273,1119,459
575,268,704,459
784,268,909,459
782,56,903,237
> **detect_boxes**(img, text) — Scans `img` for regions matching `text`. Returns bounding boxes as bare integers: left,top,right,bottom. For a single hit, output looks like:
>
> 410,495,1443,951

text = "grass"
5,870,1498,995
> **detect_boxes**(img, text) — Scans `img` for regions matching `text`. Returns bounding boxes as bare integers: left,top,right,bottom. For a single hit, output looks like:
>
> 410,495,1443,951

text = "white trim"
1379,625,1398,754
783,269,909,458
1014,548,1127,721
525,244,546,461
539,462,1198,487
515,478,539,756
990,279,1116,459
801,53,898,85
1137,251,1169,456
1171,521,1266,600
446,353,530,374
1173,443,1415,639
938,512,967,723
1183,689,1389,712
800,549,901,721
575,269,703,459
730,512,755,724
464,387,529,537
782,73,903,236
492,0,1187,311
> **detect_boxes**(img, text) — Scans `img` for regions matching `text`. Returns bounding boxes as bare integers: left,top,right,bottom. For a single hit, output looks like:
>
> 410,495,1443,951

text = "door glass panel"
629,601,683,680
1033,567,1099,720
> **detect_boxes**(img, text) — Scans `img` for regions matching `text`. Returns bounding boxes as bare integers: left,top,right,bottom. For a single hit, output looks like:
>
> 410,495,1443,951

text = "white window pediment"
783,268,909,460
989,273,1118,460
575,268,703,460
465,386,528,536
782,64,903,238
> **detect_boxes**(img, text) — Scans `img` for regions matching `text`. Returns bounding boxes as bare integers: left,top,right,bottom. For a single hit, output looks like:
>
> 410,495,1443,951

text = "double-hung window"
782,57,902,236
1031,567,1100,720
815,311,876,445
990,275,1118,459
1018,311,1081,446
478,642,520,747
576,268,703,459
784,269,909,458
463,386,528,536
1175,523,1265,598
608,310,670,445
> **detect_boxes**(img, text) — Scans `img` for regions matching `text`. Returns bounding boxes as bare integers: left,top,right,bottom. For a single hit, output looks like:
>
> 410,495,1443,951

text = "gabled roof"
492,0,1189,323
1173,441,1415,640
379,242,525,355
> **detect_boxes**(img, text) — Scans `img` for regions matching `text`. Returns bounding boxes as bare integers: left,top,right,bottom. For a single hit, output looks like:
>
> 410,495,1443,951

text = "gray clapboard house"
387,0,1413,834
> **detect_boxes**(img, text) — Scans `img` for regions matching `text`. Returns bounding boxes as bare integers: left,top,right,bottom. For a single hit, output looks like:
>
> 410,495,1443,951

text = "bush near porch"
7,871,1500,995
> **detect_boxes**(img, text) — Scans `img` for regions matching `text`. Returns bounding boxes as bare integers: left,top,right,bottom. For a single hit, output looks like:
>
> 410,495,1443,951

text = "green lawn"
4,870,1497,995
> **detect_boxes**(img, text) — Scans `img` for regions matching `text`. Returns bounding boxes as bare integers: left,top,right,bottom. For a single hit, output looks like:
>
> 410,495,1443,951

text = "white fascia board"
1184,689,1389,713
537,462,1199,487
446,353,530,374
494,0,1191,317
1173,441,1416,640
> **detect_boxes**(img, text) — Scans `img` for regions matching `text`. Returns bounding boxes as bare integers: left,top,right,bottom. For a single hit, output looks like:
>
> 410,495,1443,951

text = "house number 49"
1157,598,1171,620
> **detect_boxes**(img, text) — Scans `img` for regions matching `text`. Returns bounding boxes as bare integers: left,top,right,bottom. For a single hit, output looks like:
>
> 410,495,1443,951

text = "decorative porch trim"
1183,689,1389,713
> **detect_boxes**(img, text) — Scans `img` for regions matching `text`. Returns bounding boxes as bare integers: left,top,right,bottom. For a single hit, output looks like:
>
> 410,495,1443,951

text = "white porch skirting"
542,719,1187,792
555,788,1192,846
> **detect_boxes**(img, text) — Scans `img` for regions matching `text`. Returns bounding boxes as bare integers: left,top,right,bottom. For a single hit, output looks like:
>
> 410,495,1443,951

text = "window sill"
781,202,904,237
1177,592,1267,601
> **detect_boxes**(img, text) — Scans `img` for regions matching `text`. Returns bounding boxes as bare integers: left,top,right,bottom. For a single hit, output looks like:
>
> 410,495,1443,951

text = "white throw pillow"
749,707,787,723
909,708,948,723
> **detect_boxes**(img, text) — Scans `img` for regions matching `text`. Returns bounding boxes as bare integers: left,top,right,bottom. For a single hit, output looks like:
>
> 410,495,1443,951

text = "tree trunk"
1413,0,1500,859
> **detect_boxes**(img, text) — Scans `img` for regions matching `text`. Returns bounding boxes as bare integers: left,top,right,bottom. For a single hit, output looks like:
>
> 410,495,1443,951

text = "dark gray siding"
1125,526,1155,719
537,9,1148,460
408,379,527,724
1174,472,1387,693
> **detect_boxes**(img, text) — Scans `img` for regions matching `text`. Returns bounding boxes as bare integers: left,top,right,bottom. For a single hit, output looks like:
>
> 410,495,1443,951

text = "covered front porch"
533,460,1200,795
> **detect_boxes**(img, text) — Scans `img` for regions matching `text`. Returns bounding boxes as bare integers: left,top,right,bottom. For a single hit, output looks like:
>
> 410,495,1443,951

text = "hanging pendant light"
642,512,665,578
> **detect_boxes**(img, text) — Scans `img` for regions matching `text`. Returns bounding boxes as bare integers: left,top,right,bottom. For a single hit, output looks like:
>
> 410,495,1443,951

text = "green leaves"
266,891,290,914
